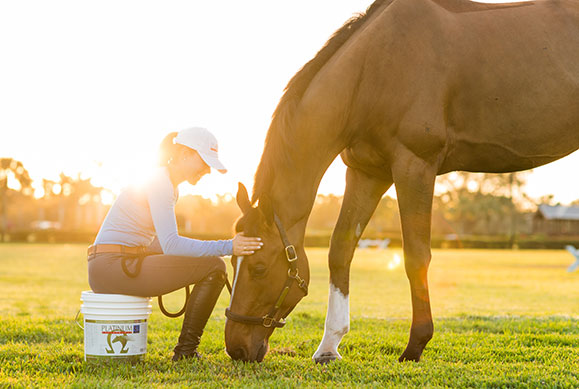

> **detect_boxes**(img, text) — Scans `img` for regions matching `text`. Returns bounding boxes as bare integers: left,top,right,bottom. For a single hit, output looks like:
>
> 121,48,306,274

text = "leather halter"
225,214,308,328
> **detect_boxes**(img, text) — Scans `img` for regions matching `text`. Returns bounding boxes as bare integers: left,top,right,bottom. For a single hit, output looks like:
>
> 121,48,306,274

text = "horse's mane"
251,0,389,204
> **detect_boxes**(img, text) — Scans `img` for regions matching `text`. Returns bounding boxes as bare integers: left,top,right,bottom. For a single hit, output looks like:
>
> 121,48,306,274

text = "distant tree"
307,194,401,238
435,171,531,241
307,195,342,234
365,195,400,237
537,194,556,206
0,158,33,240
34,173,105,231
57,173,103,229
175,194,241,236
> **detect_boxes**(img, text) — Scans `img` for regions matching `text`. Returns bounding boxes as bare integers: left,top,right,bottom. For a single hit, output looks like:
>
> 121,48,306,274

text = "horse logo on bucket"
103,325,133,354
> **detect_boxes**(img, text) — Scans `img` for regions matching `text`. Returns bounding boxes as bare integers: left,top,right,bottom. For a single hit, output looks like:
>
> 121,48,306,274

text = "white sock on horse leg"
313,283,350,359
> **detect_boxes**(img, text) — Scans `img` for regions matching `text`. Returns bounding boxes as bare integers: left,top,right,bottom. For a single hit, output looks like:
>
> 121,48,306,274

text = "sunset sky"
1,0,577,204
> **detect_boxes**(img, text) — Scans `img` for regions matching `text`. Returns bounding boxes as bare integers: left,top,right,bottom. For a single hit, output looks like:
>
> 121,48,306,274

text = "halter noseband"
225,213,308,328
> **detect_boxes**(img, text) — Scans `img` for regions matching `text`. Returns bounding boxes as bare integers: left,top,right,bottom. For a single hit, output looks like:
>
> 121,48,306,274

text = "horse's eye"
249,264,267,278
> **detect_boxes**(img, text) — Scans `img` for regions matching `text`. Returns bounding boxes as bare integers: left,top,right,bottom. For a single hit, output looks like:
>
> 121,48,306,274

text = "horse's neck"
264,85,350,227
269,144,340,229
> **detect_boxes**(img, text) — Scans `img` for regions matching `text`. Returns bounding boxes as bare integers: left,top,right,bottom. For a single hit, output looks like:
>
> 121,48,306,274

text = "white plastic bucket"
80,291,152,363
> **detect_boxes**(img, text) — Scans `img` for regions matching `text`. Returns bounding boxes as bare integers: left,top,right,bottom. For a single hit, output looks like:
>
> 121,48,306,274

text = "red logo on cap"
211,147,218,152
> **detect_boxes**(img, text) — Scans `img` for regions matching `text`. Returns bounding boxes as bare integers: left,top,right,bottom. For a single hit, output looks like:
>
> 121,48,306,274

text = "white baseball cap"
174,127,227,174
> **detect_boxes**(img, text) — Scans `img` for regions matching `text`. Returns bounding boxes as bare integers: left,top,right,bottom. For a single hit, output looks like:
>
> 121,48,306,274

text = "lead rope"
157,270,233,318
158,285,190,318
121,256,145,278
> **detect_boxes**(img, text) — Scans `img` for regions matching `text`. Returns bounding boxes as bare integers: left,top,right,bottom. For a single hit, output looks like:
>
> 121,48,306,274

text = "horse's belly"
341,142,393,180
444,137,577,174
443,106,579,173
444,67,579,172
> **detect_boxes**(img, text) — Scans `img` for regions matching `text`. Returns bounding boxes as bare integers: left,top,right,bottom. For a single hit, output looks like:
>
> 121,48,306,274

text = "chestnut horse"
225,0,579,363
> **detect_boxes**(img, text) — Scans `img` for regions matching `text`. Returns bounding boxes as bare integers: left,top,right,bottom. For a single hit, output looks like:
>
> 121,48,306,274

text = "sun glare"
387,253,402,271
6,172,22,191
52,184,62,196
100,190,116,206
33,185,44,199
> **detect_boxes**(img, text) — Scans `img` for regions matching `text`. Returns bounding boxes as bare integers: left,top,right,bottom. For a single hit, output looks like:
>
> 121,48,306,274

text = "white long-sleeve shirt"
94,167,233,257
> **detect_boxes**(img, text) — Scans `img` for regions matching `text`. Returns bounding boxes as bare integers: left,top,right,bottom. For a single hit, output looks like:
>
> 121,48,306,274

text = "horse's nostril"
229,347,248,361
257,343,268,362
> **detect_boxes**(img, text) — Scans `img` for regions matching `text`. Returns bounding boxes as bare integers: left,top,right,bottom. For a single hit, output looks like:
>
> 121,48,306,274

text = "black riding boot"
172,270,226,361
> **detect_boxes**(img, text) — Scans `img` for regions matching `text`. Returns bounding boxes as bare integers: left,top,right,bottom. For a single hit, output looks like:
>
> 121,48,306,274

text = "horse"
224,0,579,363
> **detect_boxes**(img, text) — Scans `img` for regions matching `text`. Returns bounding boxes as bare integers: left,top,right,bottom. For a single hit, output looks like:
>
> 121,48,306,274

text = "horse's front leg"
313,167,392,364
392,150,437,362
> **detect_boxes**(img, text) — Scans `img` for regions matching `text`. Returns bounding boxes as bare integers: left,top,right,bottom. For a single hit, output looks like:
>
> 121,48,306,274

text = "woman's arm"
146,171,233,257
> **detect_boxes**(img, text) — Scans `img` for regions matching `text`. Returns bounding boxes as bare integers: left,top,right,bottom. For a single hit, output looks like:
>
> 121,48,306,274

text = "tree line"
1,157,575,244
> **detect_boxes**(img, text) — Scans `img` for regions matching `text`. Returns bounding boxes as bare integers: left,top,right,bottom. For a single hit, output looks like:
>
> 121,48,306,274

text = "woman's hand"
233,232,263,256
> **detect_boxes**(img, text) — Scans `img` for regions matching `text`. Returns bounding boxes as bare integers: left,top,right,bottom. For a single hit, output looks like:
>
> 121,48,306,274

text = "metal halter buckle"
262,315,275,328
285,245,298,262
288,268,298,278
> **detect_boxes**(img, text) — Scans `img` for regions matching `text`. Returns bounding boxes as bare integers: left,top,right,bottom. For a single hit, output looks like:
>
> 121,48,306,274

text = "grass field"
1,244,578,388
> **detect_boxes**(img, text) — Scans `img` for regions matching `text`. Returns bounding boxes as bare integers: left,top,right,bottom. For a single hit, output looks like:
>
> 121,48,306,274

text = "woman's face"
180,149,211,185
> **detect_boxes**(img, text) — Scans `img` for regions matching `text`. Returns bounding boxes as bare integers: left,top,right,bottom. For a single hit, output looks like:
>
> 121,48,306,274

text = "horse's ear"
259,194,274,224
236,182,252,214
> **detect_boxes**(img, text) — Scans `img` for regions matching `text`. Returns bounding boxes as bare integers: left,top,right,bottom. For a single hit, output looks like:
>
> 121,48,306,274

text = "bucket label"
84,319,147,358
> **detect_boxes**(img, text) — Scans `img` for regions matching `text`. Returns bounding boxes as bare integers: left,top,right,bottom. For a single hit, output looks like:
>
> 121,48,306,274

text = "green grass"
1,244,578,387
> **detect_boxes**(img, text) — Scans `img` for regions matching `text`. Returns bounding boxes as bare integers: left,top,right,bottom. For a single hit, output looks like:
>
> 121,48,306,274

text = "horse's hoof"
313,352,340,365
398,350,421,362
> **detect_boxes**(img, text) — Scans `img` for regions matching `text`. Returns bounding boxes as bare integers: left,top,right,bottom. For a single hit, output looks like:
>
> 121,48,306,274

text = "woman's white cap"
174,127,227,174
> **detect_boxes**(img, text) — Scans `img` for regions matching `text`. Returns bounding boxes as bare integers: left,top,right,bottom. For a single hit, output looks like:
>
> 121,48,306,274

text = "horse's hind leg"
313,167,392,364
392,150,436,362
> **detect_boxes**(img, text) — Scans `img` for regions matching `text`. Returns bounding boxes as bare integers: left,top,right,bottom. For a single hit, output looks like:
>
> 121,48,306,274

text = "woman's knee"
210,256,227,274
200,257,227,286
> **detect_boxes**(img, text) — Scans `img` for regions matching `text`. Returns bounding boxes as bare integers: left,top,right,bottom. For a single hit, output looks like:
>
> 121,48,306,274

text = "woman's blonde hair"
158,132,196,166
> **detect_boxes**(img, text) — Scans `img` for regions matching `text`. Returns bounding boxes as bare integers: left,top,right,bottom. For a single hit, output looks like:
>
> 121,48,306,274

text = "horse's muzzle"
226,341,268,362
227,347,248,361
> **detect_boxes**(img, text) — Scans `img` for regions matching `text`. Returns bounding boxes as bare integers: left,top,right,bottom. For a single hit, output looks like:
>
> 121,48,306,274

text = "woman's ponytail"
158,132,179,166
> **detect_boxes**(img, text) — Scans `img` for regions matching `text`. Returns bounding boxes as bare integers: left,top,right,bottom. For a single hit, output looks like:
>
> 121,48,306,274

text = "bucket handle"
75,309,84,330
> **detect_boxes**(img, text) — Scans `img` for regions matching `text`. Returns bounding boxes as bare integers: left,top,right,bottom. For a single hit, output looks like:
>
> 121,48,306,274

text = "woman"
88,127,262,361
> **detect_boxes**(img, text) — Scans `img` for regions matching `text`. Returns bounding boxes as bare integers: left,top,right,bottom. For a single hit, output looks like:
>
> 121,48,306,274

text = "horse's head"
225,183,309,362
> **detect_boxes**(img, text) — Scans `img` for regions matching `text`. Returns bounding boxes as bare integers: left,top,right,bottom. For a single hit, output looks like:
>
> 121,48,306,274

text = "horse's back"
362,0,579,173
435,0,579,172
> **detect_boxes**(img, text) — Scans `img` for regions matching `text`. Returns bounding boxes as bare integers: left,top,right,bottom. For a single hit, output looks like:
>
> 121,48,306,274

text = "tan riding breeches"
88,252,227,297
